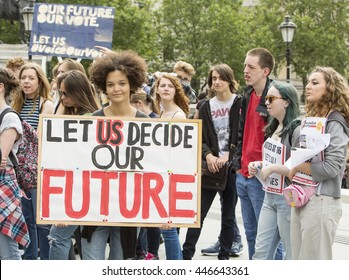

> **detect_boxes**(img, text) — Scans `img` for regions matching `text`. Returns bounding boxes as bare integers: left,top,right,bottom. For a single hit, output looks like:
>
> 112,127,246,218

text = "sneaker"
145,252,159,260
230,241,243,257
128,251,146,260
201,240,220,256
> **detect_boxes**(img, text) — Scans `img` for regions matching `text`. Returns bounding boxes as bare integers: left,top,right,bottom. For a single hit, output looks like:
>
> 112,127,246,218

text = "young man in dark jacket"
182,64,242,260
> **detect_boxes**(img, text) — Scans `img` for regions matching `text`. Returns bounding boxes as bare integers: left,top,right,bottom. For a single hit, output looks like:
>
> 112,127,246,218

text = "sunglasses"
265,95,283,104
58,90,69,97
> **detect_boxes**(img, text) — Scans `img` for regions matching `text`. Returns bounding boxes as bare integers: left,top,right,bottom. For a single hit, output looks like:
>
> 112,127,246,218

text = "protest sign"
29,3,115,59
287,117,329,186
255,137,286,194
36,115,202,228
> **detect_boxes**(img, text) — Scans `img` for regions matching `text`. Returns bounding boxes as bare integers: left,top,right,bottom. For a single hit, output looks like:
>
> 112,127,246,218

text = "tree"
154,0,248,92
254,0,349,97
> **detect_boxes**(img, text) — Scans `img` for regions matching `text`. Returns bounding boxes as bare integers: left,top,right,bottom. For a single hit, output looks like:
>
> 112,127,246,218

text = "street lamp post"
279,15,297,83
21,0,36,60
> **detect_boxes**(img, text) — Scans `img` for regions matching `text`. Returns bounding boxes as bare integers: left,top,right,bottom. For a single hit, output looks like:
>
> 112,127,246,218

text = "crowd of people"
0,46,348,260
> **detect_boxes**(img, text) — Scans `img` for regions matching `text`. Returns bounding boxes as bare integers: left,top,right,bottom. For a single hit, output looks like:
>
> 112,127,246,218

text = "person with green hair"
248,81,301,259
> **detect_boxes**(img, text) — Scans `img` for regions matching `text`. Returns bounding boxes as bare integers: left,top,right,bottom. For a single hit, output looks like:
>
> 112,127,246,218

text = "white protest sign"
255,138,286,194
37,115,202,227
289,117,329,186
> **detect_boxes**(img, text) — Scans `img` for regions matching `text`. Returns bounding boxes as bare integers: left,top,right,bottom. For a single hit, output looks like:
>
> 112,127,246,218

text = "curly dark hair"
88,50,148,95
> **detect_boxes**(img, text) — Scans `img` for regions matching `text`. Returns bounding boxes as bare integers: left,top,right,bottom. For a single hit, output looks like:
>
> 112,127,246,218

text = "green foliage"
0,19,21,44
1,0,348,92
256,0,349,84
155,0,246,91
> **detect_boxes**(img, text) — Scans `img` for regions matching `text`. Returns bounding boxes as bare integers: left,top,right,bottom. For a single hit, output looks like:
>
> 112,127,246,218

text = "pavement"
157,188,349,260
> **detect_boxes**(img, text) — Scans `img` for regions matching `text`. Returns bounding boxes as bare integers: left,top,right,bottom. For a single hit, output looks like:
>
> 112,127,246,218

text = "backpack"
0,107,38,191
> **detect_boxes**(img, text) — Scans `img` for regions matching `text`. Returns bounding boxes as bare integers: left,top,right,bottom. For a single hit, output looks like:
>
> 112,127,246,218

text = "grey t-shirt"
92,108,149,118
0,106,23,167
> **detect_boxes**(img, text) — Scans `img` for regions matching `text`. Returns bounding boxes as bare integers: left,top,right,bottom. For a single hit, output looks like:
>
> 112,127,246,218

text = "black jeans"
135,227,161,256
182,171,238,259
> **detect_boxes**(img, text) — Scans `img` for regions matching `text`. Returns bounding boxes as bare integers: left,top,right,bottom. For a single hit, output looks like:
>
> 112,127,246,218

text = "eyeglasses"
265,95,283,104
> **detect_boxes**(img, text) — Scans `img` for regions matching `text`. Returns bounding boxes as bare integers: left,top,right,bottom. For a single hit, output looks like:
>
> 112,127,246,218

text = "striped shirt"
19,98,40,130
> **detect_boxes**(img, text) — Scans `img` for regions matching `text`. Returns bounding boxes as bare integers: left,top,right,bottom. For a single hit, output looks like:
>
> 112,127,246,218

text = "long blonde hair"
12,63,52,113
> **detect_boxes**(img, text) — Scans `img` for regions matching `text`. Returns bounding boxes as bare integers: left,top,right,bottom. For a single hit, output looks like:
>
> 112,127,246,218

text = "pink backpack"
283,184,316,208
0,108,38,191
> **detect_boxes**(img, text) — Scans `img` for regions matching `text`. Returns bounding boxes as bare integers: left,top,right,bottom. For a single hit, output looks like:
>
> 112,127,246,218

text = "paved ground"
157,189,349,260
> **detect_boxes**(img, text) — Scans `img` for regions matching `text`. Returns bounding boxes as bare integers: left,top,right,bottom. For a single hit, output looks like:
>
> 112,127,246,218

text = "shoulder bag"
201,97,240,191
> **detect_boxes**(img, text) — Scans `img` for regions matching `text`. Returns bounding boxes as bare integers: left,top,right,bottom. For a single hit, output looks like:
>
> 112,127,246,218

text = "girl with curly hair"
81,50,149,260
289,66,349,259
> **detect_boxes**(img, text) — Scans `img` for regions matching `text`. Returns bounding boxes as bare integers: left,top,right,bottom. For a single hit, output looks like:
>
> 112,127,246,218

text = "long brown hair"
154,74,189,116
56,70,100,115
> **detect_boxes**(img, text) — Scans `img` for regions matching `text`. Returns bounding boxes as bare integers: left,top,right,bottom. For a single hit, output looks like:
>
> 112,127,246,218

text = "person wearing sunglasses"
53,59,87,115
231,48,284,260
48,70,101,260
248,81,301,260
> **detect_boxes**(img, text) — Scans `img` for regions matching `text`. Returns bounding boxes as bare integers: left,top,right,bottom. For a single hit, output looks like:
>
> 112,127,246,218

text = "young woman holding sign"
248,81,300,260
48,70,101,260
81,50,149,260
151,73,189,260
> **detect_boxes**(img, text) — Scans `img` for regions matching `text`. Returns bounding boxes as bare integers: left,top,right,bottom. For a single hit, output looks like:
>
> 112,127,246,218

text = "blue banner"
29,3,115,59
